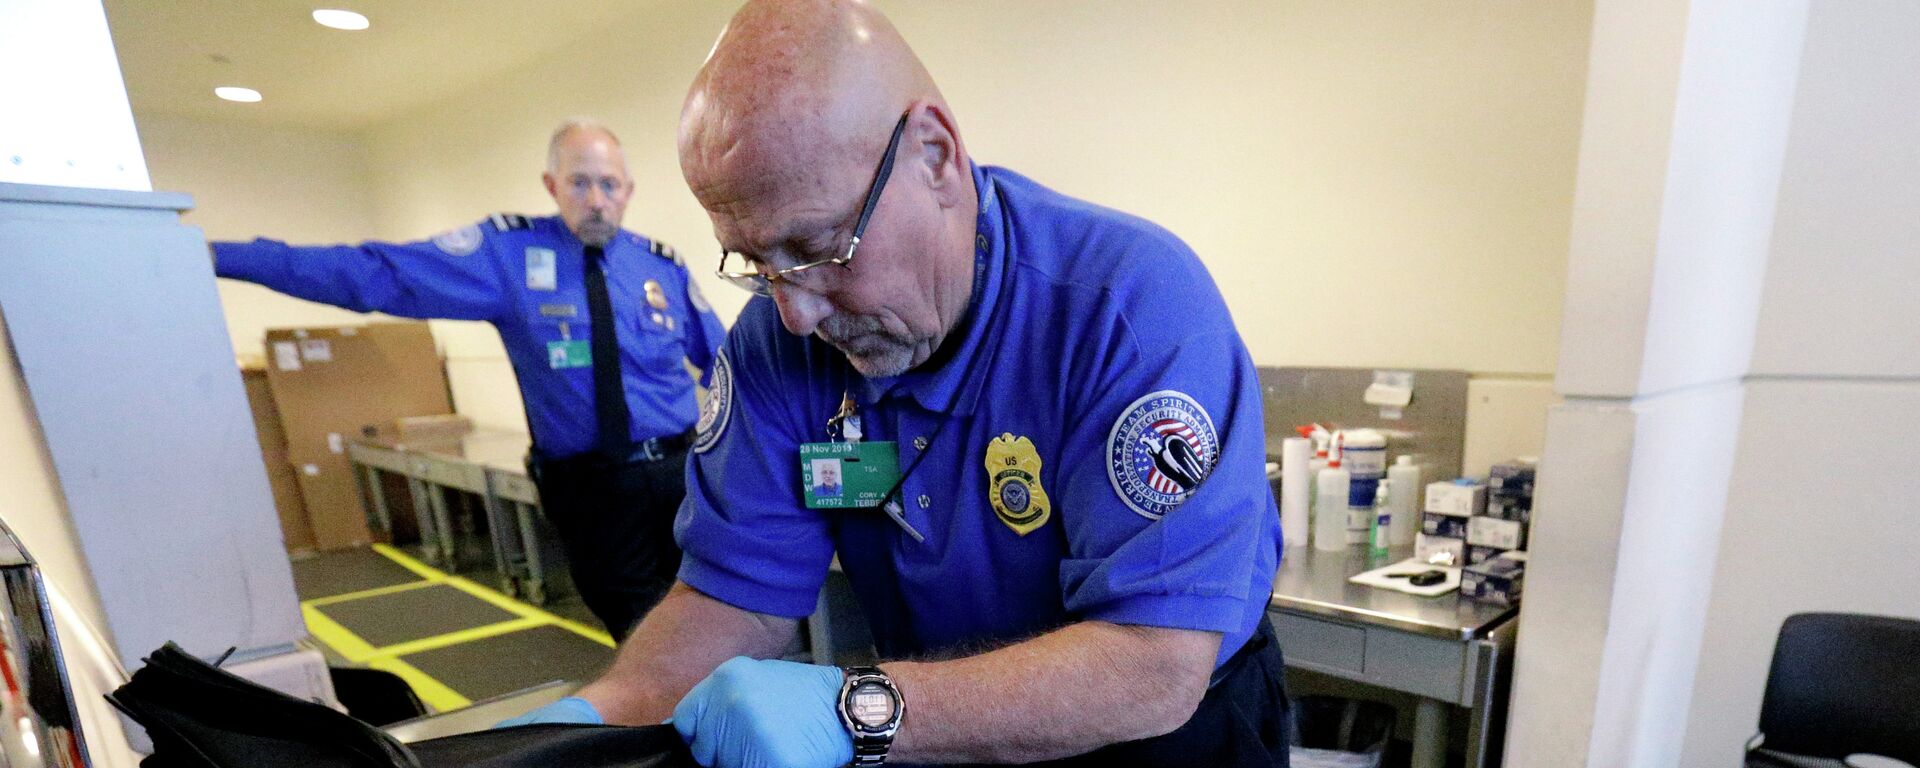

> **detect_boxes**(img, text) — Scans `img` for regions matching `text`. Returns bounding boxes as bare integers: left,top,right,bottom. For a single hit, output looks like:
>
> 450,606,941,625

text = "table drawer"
491,471,540,505
1272,611,1367,676
1363,627,1470,703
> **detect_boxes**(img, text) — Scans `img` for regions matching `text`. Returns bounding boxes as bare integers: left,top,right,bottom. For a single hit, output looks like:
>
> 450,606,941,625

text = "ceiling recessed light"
311,9,369,30
214,86,262,103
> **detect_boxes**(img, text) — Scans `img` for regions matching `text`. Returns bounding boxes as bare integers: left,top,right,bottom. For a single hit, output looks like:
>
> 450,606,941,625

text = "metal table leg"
361,465,392,534
479,490,519,596
426,484,457,569
515,501,548,604
1411,697,1449,768
407,477,439,565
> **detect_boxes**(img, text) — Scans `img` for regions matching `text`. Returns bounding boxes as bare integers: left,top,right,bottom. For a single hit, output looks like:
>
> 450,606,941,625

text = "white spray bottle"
1313,431,1352,552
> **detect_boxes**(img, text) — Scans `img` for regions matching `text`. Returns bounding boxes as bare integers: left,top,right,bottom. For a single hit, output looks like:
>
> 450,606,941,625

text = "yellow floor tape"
298,543,616,712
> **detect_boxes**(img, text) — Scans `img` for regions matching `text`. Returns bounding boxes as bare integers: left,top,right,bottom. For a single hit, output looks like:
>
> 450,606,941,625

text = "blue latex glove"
494,695,604,728
673,657,852,768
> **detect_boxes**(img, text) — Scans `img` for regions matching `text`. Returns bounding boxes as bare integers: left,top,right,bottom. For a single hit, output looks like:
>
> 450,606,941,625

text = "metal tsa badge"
984,433,1051,535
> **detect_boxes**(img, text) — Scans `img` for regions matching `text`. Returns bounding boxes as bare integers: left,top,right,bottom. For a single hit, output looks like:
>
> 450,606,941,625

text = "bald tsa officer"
212,120,725,642
502,3,1288,766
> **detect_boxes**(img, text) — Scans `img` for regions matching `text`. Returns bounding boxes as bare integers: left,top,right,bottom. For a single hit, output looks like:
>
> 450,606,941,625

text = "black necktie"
583,245,631,456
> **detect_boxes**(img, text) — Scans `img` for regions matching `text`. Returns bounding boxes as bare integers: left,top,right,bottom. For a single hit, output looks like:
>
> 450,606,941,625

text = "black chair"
1746,612,1920,766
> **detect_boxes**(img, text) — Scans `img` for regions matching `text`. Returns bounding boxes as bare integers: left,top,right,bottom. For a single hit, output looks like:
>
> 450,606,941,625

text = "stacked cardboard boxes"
1412,459,1536,606
259,322,453,551
240,358,316,554
1416,479,1483,564
1460,459,1536,606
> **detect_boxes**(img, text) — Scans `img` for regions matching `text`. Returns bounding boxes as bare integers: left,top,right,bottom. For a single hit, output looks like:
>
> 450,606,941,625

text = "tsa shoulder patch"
430,223,484,256
1105,390,1220,520
487,213,533,232
692,349,734,454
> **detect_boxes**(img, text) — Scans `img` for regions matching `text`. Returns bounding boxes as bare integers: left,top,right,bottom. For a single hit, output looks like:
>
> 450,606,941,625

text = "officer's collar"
854,162,1005,417
549,215,634,254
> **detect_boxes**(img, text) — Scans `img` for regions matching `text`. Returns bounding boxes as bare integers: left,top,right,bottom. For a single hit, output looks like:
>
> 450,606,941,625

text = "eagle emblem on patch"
984,433,1051,535
1106,390,1220,520
692,349,734,454
430,223,483,256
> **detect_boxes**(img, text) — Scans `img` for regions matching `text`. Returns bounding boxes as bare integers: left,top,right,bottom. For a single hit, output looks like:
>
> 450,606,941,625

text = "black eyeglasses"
716,111,910,296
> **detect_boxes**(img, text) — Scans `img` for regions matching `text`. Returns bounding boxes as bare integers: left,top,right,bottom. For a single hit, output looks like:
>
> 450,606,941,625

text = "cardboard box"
1425,480,1486,516
1467,515,1527,550
241,362,316,553
1421,511,1470,539
263,322,452,551
1415,533,1464,565
290,457,372,551
1461,552,1526,606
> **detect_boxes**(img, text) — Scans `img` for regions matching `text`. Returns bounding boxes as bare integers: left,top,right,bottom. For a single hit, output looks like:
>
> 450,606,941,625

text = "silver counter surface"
1270,543,1517,641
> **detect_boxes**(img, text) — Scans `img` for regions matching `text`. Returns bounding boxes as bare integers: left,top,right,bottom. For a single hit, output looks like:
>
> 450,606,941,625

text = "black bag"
107,643,694,768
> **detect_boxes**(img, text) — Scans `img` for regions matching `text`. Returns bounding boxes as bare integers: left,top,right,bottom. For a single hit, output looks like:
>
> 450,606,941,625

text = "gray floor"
291,546,617,707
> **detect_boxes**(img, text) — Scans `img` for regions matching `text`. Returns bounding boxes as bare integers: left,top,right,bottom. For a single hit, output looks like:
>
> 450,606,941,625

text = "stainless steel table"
347,437,463,568
349,430,543,598
1270,544,1519,768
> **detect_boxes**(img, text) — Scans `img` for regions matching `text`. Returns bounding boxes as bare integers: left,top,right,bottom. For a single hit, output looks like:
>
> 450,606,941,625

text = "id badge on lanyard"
798,391,924,541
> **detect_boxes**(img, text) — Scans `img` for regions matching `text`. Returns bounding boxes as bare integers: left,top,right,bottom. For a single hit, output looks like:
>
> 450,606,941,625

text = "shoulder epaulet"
648,239,683,265
486,213,533,232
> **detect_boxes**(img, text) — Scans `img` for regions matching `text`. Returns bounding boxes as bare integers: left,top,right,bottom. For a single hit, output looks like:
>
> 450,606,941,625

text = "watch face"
849,681,896,728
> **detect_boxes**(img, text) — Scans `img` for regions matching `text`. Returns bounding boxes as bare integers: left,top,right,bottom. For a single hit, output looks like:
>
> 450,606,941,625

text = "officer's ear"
541,171,560,200
909,102,967,210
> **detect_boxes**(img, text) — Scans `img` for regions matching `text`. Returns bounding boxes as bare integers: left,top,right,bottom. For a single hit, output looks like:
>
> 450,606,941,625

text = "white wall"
355,0,1590,444
137,113,385,357
134,3,1587,452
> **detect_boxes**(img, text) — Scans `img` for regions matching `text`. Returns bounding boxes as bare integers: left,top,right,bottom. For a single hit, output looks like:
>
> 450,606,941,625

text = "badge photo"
1106,391,1220,520
525,247,558,291
984,433,1051,535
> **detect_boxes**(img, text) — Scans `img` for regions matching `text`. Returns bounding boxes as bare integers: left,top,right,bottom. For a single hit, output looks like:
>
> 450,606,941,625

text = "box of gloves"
1461,551,1526,606
1425,479,1486,516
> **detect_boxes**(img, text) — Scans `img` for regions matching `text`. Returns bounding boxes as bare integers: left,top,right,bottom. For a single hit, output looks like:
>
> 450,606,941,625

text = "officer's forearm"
885,621,1220,764
574,581,798,725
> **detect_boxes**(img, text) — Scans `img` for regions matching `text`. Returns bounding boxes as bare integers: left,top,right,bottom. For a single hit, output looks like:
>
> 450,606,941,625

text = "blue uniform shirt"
677,164,1281,668
214,214,726,458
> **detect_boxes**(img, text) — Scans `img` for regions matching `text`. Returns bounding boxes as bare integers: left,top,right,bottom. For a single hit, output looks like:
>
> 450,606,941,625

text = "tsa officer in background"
502,2,1289,766
212,119,726,642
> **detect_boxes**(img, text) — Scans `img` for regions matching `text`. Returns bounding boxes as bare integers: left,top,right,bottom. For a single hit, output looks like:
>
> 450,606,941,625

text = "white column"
1678,1,1920,762
1506,0,1811,765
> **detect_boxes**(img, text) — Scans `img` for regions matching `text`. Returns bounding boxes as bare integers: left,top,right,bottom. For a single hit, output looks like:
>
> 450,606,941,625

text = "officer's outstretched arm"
573,580,798,725
210,222,508,321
